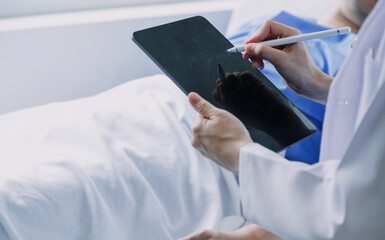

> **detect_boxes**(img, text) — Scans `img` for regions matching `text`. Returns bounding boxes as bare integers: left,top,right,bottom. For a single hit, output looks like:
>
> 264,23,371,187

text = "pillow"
226,0,339,36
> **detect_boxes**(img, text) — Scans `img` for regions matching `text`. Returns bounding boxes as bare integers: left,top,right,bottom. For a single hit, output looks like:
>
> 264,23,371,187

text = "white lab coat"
238,1,385,239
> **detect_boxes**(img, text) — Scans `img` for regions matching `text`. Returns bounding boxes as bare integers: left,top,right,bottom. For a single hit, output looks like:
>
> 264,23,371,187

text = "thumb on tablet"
188,92,216,118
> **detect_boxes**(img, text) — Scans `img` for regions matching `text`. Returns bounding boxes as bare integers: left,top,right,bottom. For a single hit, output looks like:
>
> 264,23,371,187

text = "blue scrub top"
228,11,357,164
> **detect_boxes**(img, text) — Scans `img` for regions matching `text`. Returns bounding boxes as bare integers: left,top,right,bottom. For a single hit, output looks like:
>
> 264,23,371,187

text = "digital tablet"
132,16,317,152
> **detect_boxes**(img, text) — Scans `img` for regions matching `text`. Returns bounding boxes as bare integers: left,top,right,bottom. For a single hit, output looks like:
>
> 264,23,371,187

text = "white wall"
0,2,233,115
0,0,212,18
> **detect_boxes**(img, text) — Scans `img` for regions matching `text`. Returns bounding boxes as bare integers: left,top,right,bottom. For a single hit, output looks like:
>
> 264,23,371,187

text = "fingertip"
259,61,265,70
191,136,202,150
245,43,262,56
245,35,261,44
192,124,200,135
251,60,263,70
188,92,201,105
245,39,253,44
244,44,253,53
187,92,196,99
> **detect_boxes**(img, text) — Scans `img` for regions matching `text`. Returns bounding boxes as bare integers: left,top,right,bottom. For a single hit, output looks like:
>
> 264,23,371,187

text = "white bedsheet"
0,75,241,240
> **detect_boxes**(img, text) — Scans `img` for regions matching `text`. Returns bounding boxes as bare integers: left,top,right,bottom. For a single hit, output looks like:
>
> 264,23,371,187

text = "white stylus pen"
227,27,351,53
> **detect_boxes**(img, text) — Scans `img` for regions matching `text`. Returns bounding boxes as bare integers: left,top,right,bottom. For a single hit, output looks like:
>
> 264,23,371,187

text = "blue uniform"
228,11,357,164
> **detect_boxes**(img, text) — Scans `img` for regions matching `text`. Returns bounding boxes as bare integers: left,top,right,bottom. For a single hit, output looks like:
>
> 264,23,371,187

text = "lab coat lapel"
356,31,385,130
376,31,385,89
320,1,385,162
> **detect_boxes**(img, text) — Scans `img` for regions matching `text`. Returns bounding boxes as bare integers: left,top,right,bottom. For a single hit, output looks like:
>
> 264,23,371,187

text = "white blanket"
0,75,241,240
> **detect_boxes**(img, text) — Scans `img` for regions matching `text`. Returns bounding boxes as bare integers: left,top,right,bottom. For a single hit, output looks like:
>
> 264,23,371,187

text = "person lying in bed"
180,0,376,239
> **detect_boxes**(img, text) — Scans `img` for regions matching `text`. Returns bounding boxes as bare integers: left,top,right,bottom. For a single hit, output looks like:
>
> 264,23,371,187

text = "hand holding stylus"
242,20,333,104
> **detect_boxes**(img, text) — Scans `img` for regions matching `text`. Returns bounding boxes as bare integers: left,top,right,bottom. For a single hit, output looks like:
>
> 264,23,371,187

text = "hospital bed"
0,0,336,239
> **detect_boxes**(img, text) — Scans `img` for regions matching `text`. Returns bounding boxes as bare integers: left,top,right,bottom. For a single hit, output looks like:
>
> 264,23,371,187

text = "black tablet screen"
133,16,317,152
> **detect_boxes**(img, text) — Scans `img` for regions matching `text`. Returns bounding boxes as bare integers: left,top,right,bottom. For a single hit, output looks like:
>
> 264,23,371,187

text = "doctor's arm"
187,92,342,239
185,21,346,239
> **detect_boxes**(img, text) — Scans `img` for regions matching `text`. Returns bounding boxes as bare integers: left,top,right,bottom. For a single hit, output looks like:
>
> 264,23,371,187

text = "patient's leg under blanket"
0,75,241,240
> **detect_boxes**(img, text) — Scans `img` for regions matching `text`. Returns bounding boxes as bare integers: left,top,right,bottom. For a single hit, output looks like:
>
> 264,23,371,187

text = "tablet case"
132,16,317,152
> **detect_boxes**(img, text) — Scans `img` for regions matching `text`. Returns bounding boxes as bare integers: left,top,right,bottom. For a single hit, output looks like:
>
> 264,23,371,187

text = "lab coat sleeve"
239,144,343,240
239,84,385,239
